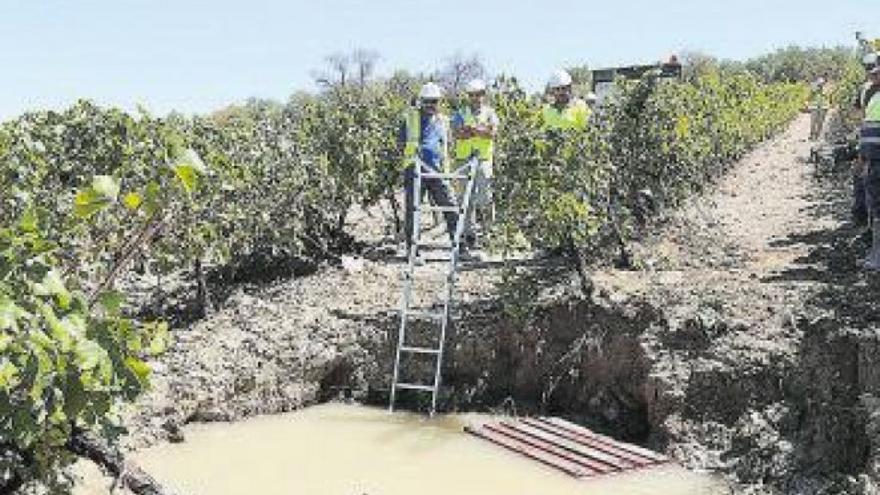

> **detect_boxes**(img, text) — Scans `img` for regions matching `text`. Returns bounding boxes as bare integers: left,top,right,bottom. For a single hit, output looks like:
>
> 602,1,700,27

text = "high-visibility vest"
810,84,830,109
542,99,590,131
401,109,449,168
861,93,880,159
867,92,880,122
454,105,496,161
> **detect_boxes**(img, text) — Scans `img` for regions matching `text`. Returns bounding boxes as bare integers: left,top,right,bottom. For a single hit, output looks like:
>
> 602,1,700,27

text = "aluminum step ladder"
389,155,479,415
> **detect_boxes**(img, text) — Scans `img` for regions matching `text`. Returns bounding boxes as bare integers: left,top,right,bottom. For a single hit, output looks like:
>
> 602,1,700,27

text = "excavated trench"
310,284,876,492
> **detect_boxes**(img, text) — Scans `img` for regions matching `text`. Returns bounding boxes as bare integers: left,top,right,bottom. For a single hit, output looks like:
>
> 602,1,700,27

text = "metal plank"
465,426,595,478
501,421,632,470
538,417,669,463
485,423,617,475
520,418,656,467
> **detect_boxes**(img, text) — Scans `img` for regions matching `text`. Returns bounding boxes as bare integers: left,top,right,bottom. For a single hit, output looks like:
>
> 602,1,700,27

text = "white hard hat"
465,79,487,93
863,52,878,68
419,82,443,100
585,92,598,102
547,69,573,89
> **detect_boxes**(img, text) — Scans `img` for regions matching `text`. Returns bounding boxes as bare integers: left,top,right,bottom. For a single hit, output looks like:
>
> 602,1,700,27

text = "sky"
1,0,878,120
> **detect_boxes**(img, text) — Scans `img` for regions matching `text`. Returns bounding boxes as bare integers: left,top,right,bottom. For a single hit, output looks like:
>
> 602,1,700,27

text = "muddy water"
79,403,727,495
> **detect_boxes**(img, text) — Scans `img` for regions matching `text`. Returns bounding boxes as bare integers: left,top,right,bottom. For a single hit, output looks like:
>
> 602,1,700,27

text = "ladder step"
417,241,454,249
404,310,445,320
400,346,441,355
395,383,436,392
420,205,460,213
421,172,469,180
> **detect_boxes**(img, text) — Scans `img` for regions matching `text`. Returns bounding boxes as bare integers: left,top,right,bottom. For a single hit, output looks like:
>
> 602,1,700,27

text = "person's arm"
451,112,471,139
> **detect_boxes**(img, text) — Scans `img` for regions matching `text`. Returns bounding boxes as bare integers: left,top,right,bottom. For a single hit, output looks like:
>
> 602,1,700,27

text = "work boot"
863,223,880,271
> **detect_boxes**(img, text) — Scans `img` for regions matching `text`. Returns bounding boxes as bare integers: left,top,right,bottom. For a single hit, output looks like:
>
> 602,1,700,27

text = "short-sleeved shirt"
398,113,448,170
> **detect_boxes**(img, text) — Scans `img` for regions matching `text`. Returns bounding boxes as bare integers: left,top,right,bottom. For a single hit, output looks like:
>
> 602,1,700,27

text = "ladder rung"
421,172,469,180
395,383,436,392
400,346,441,355
420,205,460,213
404,310,445,320
417,241,453,249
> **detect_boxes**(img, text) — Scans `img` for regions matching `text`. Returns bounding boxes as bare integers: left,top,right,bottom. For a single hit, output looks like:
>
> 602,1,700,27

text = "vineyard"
1,64,811,493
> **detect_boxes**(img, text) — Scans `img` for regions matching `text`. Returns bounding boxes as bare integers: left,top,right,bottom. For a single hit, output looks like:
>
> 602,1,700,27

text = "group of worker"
397,69,594,261
855,52,880,270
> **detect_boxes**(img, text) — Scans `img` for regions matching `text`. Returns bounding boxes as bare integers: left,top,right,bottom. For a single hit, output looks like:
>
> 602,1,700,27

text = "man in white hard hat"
851,56,880,225
398,82,458,258
542,69,590,131
452,78,500,248
808,75,831,140
858,66,880,270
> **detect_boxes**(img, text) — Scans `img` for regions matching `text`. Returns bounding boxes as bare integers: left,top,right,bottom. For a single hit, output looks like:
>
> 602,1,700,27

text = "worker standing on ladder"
542,69,590,131
399,82,459,259
452,78,499,249
860,66,880,270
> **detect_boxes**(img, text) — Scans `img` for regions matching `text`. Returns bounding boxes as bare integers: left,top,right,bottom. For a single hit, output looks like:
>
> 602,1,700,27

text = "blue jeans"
404,166,458,249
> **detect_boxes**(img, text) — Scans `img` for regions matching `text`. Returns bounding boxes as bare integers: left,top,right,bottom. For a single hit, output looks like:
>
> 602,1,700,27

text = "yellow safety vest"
867,93,880,122
810,85,830,110
542,99,590,131
454,105,496,161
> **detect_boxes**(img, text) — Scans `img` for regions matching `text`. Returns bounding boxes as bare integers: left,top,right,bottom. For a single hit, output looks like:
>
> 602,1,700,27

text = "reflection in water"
77,403,727,495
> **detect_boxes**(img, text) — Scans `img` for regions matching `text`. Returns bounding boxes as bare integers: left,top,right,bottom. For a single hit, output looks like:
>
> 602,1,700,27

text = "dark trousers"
866,158,880,220
404,167,459,249
853,173,868,223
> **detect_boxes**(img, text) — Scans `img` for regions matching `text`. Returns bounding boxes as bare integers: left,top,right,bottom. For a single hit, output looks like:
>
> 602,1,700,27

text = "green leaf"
171,149,207,193
19,208,39,233
147,321,170,356
33,270,71,309
97,290,125,315
124,356,151,385
143,181,163,215
91,175,120,200
74,187,111,219
0,296,29,331
122,192,142,210
0,361,18,390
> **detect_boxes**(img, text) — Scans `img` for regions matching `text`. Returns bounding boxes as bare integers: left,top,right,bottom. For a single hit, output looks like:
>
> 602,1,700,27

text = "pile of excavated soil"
106,114,880,495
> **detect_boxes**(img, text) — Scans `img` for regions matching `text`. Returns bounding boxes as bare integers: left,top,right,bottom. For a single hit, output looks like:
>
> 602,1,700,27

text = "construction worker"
542,69,590,131
852,53,880,225
452,78,499,248
860,66,880,270
808,76,831,140
398,82,459,259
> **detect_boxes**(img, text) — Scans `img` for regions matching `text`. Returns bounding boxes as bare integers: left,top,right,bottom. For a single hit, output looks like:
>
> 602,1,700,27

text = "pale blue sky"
1,0,877,119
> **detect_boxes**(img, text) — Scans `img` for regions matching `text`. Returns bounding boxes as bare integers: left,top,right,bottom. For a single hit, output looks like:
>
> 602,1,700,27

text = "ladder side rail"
430,155,479,414
390,155,425,411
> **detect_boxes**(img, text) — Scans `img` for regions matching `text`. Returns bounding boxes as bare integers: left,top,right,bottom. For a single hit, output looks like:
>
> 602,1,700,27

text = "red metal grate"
465,417,669,478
